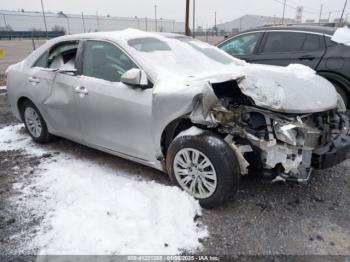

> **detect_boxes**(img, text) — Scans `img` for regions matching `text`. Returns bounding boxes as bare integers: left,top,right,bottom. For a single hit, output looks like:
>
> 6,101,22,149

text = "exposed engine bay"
190,80,350,183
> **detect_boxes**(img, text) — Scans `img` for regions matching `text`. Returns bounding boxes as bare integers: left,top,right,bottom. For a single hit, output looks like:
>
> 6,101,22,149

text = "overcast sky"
2,0,349,27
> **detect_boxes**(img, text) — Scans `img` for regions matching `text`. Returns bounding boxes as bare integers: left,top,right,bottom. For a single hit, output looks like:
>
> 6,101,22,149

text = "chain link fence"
0,10,185,37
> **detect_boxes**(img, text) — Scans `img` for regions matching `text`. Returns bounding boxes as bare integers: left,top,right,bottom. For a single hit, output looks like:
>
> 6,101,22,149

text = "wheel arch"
17,96,32,120
318,71,350,107
160,116,198,158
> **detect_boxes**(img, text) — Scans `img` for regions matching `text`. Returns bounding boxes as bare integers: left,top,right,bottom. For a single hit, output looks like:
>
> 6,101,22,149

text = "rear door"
42,41,82,140
217,32,264,62
253,31,325,68
28,41,82,140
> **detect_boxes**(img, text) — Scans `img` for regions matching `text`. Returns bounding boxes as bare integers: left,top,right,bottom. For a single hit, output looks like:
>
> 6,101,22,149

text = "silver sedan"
6,29,350,208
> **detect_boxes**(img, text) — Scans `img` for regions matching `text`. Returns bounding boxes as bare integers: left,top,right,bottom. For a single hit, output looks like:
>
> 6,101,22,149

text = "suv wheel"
21,100,54,144
166,132,240,208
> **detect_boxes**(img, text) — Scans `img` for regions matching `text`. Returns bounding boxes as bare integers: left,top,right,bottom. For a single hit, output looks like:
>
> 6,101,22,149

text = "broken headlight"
273,121,298,146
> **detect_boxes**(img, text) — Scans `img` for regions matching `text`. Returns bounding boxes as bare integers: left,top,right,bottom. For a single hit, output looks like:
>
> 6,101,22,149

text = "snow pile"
331,26,350,47
0,125,207,255
0,86,6,90
0,125,46,155
176,126,204,139
286,64,316,80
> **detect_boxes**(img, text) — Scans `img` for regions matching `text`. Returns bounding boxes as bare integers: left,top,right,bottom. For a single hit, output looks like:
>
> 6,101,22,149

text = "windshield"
127,36,243,77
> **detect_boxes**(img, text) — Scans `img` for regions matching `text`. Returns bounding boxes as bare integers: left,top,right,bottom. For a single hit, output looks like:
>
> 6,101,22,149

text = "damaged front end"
190,79,350,183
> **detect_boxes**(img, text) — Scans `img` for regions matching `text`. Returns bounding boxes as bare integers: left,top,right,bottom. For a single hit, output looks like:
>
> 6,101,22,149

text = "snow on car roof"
56,28,173,43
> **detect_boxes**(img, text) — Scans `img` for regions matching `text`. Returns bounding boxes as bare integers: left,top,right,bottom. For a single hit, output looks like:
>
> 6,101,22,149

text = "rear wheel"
21,100,54,144
166,132,240,208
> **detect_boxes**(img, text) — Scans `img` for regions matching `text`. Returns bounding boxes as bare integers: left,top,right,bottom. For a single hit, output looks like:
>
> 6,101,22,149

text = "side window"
302,34,323,51
32,41,78,70
218,32,262,56
33,52,49,68
82,40,138,82
48,42,78,70
261,32,306,53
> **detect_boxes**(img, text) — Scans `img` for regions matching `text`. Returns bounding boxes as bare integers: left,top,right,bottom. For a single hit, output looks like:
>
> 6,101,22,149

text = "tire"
166,132,240,208
20,100,54,144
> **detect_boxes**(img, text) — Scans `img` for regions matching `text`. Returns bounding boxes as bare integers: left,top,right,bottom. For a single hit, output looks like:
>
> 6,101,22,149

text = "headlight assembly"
273,121,298,146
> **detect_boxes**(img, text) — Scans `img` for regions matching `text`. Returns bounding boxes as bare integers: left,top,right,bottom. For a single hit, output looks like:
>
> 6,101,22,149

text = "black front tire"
166,132,240,208
20,100,54,144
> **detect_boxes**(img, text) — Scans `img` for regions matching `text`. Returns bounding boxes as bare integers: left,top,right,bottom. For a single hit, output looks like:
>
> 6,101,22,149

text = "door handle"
298,55,315,61
75,86,89,95
28,76,40,84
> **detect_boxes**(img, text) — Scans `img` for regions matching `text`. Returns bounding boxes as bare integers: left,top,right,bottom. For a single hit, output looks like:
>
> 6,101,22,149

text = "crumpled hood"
186,63,338,114
238,64,338,113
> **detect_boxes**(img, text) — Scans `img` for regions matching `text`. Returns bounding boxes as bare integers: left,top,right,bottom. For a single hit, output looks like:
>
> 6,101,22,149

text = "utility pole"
328,11,332,22
281,0,287,24
145,17,148,31
214,11,217,36
40,0,48,38
81,12,86,33
192,0,196,37
185,0,190,36
155,4,158,32
2,14,8,28
96,11,100,31
340,0,348,24
318,4,323,25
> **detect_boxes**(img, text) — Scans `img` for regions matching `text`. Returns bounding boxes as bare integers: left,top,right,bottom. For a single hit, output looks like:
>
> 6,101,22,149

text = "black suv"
217,25,350,108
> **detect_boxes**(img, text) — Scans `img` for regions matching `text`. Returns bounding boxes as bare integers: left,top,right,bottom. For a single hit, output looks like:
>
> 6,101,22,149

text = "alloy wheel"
173,148,217,199
24,107,42,138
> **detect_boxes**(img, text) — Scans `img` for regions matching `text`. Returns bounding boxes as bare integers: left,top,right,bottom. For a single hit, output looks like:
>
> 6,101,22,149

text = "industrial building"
0,10,185,34
216,14,297,34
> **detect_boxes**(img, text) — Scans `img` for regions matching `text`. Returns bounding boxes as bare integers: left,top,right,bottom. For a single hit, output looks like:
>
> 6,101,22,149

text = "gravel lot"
1,39,350,258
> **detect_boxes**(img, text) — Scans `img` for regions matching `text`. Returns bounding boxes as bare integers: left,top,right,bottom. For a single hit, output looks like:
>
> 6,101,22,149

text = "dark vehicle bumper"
312,135,350,169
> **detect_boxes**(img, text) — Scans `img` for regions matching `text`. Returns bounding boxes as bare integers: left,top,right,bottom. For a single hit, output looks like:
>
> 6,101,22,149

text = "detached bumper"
312,135,350,169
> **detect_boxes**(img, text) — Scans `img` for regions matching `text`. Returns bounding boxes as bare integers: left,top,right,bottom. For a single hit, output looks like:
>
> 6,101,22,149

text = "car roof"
237,25,337,36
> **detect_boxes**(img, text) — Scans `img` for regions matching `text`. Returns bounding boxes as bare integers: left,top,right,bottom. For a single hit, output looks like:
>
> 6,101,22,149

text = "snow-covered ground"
0,125,207,255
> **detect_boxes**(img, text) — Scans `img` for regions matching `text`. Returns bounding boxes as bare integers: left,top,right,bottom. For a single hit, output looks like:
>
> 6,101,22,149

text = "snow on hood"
123,33,337,113
155,63,338,114
331,26,350,47
237,64,338,113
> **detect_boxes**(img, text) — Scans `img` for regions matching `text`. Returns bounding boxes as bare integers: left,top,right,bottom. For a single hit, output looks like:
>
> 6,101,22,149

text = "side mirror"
121,68,149,88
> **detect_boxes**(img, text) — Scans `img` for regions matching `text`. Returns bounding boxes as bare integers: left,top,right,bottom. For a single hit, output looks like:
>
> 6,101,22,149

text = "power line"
271,0,338,15
285,0,320,11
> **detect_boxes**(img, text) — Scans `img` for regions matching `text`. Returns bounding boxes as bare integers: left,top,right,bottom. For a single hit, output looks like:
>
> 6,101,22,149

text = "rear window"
262,32,305,53
302,34,323,51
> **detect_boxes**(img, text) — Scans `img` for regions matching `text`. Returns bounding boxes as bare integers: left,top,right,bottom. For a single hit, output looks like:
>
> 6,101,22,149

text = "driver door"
75,40,154,160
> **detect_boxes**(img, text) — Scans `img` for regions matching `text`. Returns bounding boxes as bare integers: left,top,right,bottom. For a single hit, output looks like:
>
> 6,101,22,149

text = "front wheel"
166,132,240,208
